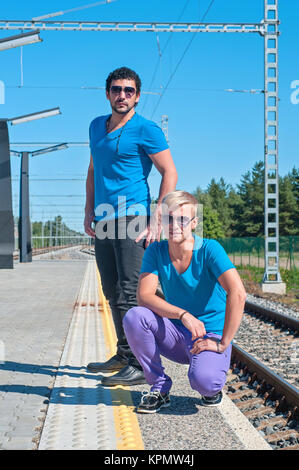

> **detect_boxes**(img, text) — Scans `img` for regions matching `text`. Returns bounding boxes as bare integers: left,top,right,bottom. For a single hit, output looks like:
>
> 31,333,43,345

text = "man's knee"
189,368,224,396
123,305,156,332
123,306,147,328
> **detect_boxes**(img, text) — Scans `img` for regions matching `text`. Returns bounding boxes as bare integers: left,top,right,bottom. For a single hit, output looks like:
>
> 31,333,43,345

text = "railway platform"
0,257,271,452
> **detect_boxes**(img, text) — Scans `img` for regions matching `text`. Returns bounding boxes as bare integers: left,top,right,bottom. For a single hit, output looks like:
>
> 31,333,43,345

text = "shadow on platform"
0,361,200,414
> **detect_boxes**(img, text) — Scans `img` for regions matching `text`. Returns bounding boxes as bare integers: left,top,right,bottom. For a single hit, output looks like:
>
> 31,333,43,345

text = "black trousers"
94,216,149,369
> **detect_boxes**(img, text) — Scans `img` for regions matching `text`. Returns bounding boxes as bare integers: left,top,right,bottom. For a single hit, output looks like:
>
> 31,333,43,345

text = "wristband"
179,311,188,321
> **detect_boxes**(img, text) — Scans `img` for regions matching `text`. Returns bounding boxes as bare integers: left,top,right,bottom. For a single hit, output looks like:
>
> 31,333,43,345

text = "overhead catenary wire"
7,85,263,97
7,85,160,95
19,1,118,88
150,0,216,119
32,0,117,21
141,0,192,114
12,178,86,181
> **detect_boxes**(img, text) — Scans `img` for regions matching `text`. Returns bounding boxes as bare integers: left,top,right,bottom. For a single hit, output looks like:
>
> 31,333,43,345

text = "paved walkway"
0,260,85,450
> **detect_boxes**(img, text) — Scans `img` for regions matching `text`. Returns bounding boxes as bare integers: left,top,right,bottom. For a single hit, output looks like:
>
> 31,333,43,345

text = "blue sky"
0,0,298,233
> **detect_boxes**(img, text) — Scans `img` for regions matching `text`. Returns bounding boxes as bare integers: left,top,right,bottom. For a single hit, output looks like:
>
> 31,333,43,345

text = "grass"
236,265,299,291
236,264,299,309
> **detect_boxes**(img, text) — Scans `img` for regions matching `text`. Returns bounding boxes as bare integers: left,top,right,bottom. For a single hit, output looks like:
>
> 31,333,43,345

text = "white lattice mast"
262,0,283,292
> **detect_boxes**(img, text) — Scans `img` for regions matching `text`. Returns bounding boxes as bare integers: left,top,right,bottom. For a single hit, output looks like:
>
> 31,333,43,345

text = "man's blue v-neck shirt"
140,235,235,335
89,112,169,221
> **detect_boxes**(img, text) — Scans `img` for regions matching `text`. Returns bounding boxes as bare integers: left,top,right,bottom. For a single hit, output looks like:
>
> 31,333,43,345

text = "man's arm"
218,268,246,349
190,268,246,354
138,272,206,340
150,148,178,205
135,148,177,246
84,154,95,238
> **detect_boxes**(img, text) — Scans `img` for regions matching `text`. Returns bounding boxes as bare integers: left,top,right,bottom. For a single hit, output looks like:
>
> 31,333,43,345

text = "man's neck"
109,108,136,129
168,235,195,261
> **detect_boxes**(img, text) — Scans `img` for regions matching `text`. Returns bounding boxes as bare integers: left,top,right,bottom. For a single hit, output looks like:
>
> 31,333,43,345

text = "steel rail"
245,300,299,332
232,343,299,411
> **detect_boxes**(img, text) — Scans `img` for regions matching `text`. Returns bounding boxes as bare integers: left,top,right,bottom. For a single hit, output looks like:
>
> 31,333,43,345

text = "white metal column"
262,0,283,289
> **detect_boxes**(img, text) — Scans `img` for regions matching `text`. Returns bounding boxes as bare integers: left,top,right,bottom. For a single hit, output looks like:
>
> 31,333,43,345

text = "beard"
111,100,137,115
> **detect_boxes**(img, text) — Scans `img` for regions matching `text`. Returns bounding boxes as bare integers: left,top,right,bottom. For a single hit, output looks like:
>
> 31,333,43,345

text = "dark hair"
106,67,141,95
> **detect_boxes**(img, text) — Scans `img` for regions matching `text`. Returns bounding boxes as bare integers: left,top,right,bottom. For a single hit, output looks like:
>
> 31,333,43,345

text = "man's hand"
84,211,95,238
181,313,206,343
190,337,226,355
135,207,162,247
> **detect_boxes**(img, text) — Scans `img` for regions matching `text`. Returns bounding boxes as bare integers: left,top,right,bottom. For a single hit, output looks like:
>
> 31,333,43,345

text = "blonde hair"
162,190,198,217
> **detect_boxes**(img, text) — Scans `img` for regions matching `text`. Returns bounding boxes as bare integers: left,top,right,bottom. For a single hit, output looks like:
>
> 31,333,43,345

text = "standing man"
84,67,177,386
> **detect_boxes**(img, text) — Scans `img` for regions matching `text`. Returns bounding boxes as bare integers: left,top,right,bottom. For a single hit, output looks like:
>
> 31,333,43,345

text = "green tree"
192,163,299,239
288,167,299,233
202,206,225,238
206,177,234,236
279,172,298,235
193,187,224,238
226,188,243,237
235,161,265,237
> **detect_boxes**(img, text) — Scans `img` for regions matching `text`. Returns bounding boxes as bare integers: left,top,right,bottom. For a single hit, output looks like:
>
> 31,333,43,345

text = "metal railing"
217,236,298,270
15,236,93,250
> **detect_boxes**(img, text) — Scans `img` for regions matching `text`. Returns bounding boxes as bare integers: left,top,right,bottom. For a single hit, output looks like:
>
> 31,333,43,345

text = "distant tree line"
31,216,84,241
15,215,84,243
192,161,298,239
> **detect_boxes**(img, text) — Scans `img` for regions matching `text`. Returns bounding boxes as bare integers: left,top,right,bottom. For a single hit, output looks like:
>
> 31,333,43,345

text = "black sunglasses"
162,215,195,227
110,86,136,97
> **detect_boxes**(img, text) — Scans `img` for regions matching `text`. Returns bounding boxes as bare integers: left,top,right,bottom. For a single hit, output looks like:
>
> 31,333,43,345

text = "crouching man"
123,190,246,413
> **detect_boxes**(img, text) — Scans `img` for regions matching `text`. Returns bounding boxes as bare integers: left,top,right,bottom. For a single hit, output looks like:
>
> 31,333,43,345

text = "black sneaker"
137,390,170,414
201,391,223,407
87,355,127,373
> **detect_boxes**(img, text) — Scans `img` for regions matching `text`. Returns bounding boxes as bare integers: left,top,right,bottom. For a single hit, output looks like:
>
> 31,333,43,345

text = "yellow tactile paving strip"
38,261,116,449
96,269,144,451
38,260,144,450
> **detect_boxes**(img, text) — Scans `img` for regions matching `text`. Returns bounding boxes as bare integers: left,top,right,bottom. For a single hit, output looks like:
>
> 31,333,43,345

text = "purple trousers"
123,306,232,396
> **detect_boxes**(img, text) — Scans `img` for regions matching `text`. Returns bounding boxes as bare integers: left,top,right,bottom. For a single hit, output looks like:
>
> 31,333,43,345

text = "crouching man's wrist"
178,310,189,321
218,339,229,353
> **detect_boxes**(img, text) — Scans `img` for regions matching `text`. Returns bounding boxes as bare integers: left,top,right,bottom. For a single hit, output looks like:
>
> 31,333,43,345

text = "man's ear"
192,217,199,231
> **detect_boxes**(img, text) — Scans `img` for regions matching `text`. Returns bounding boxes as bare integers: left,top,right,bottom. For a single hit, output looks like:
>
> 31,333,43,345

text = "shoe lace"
140,390,161,404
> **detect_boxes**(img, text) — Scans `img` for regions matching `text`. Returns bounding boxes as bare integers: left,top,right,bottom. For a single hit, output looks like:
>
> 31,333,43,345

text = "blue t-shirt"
140,235,235,335
89,112,169,221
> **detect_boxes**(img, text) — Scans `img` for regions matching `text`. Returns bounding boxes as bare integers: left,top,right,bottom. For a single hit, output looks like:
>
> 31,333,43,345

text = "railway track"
228,300,299,450
13,245,78,259
13,245,93,260
235,301,298,388
245,300,299,333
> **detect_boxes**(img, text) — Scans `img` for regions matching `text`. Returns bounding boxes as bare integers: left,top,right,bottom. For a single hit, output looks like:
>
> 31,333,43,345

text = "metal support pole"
50,220,52,247
55,218,58,246
161,115,169,144
0,120,14,268
262,0,285,294
41,220,44,248
19,151,32,262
